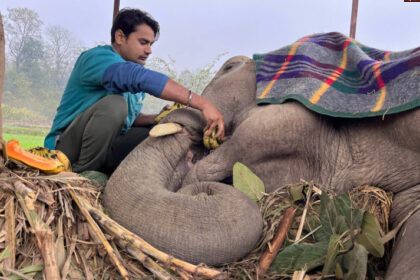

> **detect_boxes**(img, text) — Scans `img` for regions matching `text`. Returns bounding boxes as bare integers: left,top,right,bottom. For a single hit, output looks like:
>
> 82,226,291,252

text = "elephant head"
103,56,263,265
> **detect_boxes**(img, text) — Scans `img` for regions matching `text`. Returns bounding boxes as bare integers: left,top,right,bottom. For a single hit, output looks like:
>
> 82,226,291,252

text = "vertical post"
0,12,5,157
113,0,120,22
350,0,359,39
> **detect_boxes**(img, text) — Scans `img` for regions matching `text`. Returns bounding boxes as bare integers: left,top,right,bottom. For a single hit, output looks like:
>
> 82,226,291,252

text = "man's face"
115,23,155,65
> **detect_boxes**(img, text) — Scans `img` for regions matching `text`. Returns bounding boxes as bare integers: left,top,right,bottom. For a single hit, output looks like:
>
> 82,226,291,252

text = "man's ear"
114,29,126,45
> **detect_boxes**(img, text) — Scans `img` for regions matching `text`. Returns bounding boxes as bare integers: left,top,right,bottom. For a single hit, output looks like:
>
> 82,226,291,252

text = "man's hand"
158,104,171,115
158,79,225,139
202,101,225,139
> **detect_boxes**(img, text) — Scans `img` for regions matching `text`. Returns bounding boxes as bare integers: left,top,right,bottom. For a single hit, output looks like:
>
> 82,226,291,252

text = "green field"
3,126,49,149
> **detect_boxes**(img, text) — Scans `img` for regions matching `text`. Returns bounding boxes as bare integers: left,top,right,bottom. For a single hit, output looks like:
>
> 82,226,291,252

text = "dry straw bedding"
0,160,393,279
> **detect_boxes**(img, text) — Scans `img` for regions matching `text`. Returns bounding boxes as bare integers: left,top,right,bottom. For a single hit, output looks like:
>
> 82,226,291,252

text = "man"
44,8,225,174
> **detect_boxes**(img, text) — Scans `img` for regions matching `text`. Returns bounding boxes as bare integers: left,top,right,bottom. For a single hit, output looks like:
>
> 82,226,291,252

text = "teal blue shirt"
44,45,168,149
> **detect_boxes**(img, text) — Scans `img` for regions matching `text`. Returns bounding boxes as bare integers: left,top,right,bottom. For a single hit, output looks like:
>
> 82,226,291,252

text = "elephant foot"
385,185,420,279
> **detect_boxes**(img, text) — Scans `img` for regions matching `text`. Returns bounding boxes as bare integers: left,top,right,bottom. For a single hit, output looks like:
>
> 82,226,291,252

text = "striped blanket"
253,32,420,118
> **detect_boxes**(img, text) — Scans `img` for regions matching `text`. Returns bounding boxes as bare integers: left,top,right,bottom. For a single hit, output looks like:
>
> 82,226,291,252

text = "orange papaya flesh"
6,139,64,173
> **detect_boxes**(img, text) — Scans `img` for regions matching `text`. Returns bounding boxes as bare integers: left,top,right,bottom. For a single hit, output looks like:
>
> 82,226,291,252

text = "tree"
20,36,44,81
44,25,82,89
4,8,43,72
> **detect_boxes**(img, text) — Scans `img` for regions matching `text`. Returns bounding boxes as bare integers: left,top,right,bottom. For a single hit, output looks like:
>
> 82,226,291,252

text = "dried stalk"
257,207,296,275
295,185,312,242
0,12,5,149
55,214,66,270
3,196,16,274
66,185,129,280
120,240,175,280
86,203,226,279
381,203,420,244
13,181,36,211
15,192,60,279
60,231,77,279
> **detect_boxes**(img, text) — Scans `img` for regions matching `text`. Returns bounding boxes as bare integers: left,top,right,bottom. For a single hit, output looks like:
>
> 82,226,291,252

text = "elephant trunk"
103,131,263,265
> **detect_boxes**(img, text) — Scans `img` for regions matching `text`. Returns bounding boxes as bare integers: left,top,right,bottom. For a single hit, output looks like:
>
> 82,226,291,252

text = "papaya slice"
6,139,64,174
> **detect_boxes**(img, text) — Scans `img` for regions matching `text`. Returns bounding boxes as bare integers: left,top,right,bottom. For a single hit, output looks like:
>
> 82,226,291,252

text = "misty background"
1,0,419,127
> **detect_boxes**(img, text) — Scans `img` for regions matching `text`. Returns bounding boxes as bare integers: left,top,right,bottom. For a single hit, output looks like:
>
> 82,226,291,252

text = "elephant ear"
233,162,265,202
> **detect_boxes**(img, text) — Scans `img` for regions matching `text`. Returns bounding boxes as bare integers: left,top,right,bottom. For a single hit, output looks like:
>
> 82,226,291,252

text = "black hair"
111,8,160,43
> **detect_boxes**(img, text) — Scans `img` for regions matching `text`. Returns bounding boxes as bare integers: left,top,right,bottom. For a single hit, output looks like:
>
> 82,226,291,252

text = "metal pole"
350,0,359,38
113,0,120,22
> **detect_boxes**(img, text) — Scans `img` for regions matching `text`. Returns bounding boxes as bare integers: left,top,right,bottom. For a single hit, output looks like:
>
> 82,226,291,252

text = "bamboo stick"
257,207,296,275
15,193,60,279
66,185,129,280
85,202,226,279
3,196,16,274
120,240,175,280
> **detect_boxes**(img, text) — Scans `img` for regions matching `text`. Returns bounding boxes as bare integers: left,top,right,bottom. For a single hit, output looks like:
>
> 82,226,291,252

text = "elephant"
103,56,420,279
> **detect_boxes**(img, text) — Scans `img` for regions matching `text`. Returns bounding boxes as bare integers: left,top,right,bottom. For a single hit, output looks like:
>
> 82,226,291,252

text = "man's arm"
159,79,224,138
102,62,225,138
132,113,158,127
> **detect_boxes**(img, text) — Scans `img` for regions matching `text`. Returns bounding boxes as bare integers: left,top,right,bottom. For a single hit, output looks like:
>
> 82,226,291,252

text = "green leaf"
334,192,365,233
322,234,342,275
356,212,384,257
0,248,11,262
316,192,364,243
233,162,265,202
316,192,342,241
289,184,304,201
342,242,368,280
271,240,329,273
8,264,43,280
80,170,109,187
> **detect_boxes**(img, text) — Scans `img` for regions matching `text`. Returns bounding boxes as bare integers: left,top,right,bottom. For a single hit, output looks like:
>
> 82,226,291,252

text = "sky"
1,0,420,71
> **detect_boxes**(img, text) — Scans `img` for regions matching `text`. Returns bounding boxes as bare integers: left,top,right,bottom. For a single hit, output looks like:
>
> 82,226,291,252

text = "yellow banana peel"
154,102,185,123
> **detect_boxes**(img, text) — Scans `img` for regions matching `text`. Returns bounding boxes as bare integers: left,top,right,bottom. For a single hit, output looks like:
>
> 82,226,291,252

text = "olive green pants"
56,95,150,174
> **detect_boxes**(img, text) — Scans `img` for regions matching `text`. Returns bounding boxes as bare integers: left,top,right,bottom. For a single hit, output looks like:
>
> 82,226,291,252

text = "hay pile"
0,160,393,279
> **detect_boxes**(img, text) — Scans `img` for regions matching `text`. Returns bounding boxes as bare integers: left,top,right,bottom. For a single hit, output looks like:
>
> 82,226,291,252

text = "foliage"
2,8,82,124
3,133,46,149
233,162,265,202
272,191,384,279
3,125,49,136
2,125,48,149
44,25,84,88
4,8,43,72
2,104,49,124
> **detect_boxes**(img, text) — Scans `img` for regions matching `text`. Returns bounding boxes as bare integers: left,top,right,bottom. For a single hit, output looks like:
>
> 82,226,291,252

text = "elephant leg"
385,185,420,280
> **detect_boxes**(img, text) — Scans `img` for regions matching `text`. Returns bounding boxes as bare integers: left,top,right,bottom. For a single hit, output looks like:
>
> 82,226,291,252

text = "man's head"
111,8,160,65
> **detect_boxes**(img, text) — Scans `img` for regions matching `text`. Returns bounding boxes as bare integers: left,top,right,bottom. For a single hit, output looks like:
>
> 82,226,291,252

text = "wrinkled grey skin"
104,56,420,278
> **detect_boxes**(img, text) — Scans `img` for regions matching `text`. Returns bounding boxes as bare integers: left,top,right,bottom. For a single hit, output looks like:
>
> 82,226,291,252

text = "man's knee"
93,95,128,124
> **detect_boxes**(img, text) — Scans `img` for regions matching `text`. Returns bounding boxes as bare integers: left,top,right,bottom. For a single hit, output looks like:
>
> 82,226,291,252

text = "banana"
203,129,224,150
203,136,211,150
28,147,71,172
154,102,185,123
54,150,72,172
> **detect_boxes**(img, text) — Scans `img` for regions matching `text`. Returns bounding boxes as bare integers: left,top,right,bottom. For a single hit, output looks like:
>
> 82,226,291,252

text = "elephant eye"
224,65,233,71
224,62,237,72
